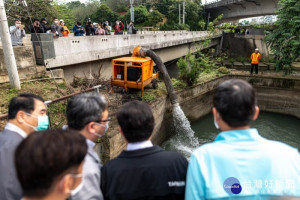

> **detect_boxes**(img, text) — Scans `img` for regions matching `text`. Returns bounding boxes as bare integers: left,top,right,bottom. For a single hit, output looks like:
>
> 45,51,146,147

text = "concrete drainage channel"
106,74,300,160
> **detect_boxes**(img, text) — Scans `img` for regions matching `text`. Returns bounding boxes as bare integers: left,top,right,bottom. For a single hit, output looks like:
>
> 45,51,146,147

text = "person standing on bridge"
10,19,26,46
250,48,261,75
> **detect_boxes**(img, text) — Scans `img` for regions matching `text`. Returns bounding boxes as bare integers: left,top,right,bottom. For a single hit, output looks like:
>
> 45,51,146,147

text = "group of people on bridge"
9,18,137,46
0,79,300,200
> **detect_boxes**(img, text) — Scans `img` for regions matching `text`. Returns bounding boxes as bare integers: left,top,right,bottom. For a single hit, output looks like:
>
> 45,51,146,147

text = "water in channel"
162,112,300,158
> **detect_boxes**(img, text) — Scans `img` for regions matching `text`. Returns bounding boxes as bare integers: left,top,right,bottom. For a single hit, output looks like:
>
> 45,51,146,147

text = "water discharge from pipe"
134,47,199,155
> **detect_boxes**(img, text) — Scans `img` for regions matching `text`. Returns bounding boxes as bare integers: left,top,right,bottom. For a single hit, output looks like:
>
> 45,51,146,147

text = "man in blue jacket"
185,79,300,199
73,21,85,36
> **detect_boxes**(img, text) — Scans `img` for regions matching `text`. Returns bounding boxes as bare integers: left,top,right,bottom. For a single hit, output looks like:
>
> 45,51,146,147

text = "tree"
147,10,164,26
66,1,85,10
159,0,204,31
124,5,149,24
265,0,300,74
185,0,204,31
91,4,119,25
53,4,76,30
104,0,129,12
5,0,56,27
71,0,101,23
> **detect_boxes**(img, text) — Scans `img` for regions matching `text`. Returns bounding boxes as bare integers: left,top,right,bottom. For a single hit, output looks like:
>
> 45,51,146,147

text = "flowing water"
162,112,300,158
169,104,199,156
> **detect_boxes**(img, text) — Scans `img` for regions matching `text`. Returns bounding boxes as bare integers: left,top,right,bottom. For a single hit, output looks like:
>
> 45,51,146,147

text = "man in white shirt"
0,93,48,200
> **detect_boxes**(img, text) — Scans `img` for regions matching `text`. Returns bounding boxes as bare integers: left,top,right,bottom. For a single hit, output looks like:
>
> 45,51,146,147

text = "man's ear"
15,111,26,123
212,107,219,121
252,106,260,121
86,122,96,134
57,175,72,196
119,127,124,136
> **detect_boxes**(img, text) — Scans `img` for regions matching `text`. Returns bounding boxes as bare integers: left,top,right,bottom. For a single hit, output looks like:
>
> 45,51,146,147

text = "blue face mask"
25,113,49,131
36,115,50,131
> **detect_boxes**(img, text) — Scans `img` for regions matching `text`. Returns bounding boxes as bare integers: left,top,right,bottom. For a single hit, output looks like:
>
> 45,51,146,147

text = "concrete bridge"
1,31,222,83
33,31,222,82
205,0,280,23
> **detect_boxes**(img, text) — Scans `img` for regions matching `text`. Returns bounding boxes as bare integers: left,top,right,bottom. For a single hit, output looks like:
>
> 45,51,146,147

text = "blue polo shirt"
185,128,300,200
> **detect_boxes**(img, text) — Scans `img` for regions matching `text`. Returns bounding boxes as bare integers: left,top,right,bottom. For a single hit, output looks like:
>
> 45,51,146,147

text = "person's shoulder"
265,139,299,153
189,142,217,160
158,148,186,159
83,153,101,174
0,129,22,149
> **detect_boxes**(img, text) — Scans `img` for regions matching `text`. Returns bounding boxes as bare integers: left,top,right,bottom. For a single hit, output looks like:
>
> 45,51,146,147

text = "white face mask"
214,117,220,129
70,181,84,196
92,122,109,138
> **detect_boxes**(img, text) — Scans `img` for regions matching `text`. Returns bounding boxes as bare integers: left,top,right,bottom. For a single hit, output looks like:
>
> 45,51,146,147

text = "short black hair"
53,17,58,21
117,100,154,143
67,93,108,130
33,18,39,23
77,21,81,25
15,129,87,198
8,93,44,120
213,79,256,127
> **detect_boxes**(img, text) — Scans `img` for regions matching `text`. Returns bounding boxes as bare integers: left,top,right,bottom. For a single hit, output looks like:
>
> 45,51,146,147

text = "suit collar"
5,123,27,138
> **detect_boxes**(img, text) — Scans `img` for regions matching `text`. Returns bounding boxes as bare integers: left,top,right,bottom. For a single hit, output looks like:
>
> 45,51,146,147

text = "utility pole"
182,0,186,24
0,0,21,89
179,2,181,24
130,0,134,22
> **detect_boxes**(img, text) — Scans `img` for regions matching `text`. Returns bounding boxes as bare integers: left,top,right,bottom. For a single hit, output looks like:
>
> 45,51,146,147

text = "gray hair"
66,93,107,130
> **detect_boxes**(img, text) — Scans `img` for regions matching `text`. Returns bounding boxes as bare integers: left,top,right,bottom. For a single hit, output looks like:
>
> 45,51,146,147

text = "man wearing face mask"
0,93,48,200
15,129,87,200
66,92,109,200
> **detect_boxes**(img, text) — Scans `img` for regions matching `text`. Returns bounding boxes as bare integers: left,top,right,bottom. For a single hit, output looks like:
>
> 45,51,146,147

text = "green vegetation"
217,67,230,74
0,80,74,130
176,51,226,86
4,0,221,32
265,0,300,74
177,53,201,86
142,93,156,102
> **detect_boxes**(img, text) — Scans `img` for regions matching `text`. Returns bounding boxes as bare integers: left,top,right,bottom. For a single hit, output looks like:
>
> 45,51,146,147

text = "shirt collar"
214,128,263,142
86,139,95,149
5,122,27,138
127,140,153,151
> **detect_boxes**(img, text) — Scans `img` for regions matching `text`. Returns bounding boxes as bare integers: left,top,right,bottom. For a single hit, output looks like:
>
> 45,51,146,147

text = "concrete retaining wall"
0,45,44,83
222,33,270,61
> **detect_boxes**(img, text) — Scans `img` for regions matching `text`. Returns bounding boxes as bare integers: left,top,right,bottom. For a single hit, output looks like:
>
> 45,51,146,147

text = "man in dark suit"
0,93,48,200
101,100,188,200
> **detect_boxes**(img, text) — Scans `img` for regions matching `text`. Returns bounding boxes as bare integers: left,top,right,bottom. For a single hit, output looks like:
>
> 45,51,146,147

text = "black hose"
140,48,178,105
